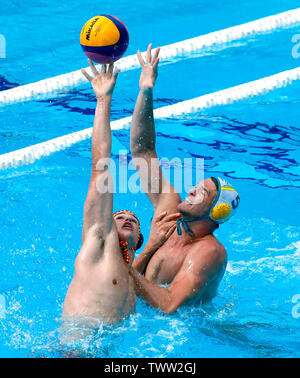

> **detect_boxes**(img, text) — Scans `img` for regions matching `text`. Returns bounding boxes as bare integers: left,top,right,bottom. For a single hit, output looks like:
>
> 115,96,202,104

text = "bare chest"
64,260,136,320
145,240,188,284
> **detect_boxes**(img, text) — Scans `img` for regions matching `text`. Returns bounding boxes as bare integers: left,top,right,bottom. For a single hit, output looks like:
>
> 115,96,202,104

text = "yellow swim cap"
209,178,240,224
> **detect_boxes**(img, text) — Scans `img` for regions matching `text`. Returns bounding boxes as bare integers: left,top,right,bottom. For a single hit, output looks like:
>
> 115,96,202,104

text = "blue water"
0,0,300,358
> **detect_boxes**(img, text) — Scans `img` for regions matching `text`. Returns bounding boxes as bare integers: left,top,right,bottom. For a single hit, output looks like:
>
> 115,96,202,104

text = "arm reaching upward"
130,44,181,214
80,60,120,251
130,44,159,156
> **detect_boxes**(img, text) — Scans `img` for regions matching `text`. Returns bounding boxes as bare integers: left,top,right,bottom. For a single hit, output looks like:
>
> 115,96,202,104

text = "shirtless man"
63,60,144,325
130,44,240,313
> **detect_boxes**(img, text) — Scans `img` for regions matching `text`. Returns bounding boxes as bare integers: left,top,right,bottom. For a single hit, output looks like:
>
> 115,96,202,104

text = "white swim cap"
209,177,240,224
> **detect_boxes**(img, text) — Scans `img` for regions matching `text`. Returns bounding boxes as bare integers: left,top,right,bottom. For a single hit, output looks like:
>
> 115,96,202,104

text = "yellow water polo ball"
80,15,129,64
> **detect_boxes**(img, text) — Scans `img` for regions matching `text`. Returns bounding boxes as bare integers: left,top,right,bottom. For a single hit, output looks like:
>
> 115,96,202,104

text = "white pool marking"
1,66,300,170
0,8,300,105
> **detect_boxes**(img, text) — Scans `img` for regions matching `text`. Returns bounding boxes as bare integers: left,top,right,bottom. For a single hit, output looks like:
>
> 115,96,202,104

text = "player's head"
178,177,239,224
113,210,144,249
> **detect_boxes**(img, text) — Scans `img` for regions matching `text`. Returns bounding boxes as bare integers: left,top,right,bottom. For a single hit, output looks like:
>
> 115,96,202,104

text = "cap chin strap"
176,217,205,237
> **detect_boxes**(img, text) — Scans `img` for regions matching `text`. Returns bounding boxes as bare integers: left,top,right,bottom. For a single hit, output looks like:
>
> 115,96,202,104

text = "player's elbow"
162,307,176,314
160,302,179,314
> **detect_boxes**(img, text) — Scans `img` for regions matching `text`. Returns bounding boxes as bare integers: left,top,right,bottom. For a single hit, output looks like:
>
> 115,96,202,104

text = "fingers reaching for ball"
89,58,99,76
81,60,120,82
137,43,160,68
80,68,93,82
137,44,160,93
146,43,152,64
113,68,121,80
137,50,145,66
80,59,121,98
152,46,160,68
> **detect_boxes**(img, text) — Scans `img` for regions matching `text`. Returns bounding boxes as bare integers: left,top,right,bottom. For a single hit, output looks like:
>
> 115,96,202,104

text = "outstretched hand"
137,43,160,94
81,59,120,99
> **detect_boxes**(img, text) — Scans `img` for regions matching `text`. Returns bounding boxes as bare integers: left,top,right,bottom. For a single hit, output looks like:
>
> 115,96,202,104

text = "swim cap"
113,210,144,249
209,178,240,224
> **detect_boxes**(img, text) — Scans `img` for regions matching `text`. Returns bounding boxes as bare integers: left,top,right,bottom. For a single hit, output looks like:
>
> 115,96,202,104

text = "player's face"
178,178,218,219
114,211,140,247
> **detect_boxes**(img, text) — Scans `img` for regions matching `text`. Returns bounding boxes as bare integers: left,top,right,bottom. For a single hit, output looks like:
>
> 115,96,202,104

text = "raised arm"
80,60,120,248
130,44,181,214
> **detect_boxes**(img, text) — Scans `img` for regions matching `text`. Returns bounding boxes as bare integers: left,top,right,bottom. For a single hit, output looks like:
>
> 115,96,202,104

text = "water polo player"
63,60,144,324
130,44,240,313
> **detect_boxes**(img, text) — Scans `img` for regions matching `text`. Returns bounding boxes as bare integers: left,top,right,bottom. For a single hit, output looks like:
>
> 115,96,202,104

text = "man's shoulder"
188,234,227,264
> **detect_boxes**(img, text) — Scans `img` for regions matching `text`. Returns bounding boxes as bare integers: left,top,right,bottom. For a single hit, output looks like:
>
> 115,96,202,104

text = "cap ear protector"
136,233,144,249
113,210,144,249
209,177,240,224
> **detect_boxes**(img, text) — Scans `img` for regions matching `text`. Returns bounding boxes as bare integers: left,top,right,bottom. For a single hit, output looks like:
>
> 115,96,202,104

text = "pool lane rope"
1,7,300,105
1,66,300,170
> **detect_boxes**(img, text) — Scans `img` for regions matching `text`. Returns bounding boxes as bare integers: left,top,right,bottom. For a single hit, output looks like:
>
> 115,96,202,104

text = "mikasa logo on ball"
86,17,99,41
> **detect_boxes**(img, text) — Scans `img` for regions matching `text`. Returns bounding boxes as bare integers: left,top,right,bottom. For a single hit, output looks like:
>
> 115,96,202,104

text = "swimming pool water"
0,0,300,358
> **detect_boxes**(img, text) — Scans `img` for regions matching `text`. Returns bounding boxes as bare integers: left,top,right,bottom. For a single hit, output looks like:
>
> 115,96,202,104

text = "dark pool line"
0,75,19,91
37,91,180,115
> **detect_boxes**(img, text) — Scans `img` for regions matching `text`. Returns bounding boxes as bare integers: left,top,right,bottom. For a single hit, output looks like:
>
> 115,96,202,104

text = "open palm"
81,59,120,98
137,44,160,94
